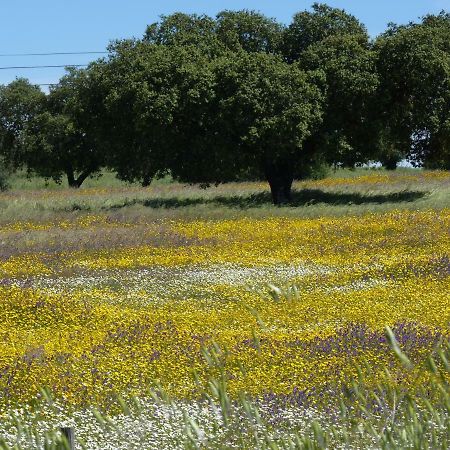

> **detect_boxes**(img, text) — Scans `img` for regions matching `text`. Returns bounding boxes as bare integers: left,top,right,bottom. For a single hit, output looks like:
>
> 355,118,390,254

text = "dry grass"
0,168,448,266
0,224,210,259
0,169,449,226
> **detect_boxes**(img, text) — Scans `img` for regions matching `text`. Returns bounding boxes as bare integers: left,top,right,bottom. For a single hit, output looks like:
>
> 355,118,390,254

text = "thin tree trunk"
66,168,77,188
74,170,91,188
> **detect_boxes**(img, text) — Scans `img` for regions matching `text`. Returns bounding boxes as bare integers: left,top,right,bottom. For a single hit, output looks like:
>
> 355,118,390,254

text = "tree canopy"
375,12,450,169
0,78,45,169
283,3,368,62
0,4,449,198
0,72,105,187
215,10,284,54
170,52,325,203
299,32,378,167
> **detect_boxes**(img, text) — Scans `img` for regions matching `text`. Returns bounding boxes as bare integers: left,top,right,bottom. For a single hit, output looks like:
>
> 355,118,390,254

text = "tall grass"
0,324,448,449
0,169,448,225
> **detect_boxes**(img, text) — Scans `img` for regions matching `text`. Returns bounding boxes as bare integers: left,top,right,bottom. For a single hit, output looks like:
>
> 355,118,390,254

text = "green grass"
6,167,421,190
6,170,141,190
0,168,448,225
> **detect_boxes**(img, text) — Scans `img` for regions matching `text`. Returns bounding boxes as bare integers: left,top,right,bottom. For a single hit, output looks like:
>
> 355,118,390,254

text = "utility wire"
0,53,106,85
0,64,88,70
0,51,107,57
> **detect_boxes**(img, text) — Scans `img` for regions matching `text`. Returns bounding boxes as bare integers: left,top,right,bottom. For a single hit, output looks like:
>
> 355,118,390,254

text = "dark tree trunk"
264,160,294,205
75,170,91,187
142,173,152,187
382,157,398,171
67,169,77,188
66,168,91,188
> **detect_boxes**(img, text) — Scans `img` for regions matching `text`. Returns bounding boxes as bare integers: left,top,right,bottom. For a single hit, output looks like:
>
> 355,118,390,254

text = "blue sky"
0,1,448,87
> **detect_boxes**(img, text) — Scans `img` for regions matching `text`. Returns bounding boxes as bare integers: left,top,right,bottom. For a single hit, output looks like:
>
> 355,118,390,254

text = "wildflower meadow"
0,170,448,448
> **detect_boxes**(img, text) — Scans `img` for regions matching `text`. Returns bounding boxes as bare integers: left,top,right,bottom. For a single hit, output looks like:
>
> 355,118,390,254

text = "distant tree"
283,3,368,62
0,78,45,170
299,32,378,168
282,4,378,168
98,36,325,202
144,11,285,56
375,12,450,169
170,52,325,204
93,40,217,186
18,70,104,187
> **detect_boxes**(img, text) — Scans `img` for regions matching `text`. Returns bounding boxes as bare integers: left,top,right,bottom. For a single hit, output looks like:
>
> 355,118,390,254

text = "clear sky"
0,0,448,88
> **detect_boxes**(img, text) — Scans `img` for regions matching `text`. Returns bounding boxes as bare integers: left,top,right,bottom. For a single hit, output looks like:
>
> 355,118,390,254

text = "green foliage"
215,10,284,54
135,6,374,199
41,6,450,198
97,40,215,185
167,52,325,203
1,6,449,197
144,10,285,56
0,72,105,188
283,2,369,62
97,36,325,200
144,12,221,56
377,131,405,170
0,78,45,169
286,4,377,169
173,52,324,174
297,157,329,180
299,32,378,167
375,11,450,169
21,70,104,187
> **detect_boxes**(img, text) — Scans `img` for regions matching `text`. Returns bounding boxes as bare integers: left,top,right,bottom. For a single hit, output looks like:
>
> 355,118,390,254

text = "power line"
0,51,107,57
0,53,105,85
0,64,88,70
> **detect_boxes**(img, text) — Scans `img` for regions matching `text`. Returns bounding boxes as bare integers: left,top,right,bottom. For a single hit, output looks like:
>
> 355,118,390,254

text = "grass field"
1,168,449,223
0,169,449,449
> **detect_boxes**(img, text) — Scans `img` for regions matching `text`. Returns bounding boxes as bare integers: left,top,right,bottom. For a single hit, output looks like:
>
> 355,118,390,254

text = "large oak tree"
375,12,450,169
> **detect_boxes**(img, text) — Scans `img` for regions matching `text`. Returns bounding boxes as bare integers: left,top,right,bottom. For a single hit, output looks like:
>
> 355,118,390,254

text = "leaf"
385,326,413,369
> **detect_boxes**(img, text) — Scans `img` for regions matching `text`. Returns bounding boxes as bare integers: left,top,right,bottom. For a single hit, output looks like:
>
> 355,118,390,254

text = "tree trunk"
67,169,78,188
381,157,398,171
142,173,152,187
264,161,294,205
66,169,91,188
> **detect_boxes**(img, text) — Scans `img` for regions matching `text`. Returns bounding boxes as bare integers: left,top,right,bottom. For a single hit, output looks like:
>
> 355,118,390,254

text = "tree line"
0,3,449,203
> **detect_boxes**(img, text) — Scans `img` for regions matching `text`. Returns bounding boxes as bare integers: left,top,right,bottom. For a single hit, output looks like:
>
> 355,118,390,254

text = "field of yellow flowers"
0,171,449,448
